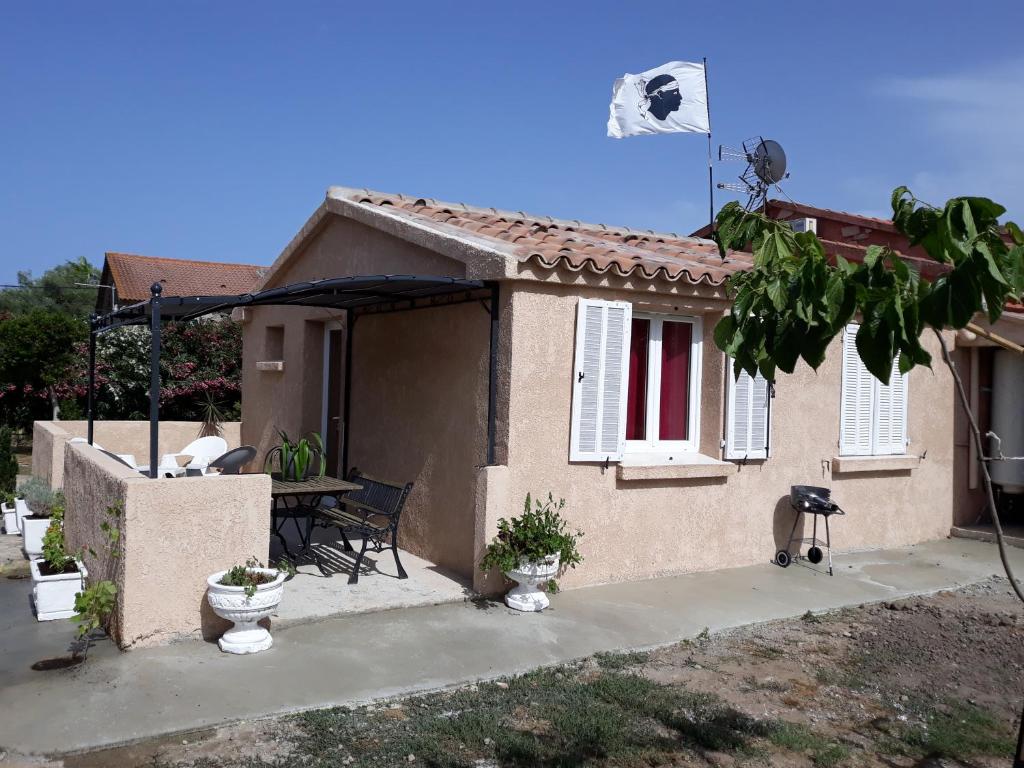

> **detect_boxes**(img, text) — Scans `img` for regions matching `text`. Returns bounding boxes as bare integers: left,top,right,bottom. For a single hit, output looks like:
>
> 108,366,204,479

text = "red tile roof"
104,252,267,303
335,189,752,286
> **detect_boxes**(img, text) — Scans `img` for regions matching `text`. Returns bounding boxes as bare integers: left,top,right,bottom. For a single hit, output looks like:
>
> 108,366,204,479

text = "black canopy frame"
88,275,499,478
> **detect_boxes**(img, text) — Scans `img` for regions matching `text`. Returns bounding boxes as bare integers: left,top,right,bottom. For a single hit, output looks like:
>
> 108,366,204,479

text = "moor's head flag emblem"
608,60,710,138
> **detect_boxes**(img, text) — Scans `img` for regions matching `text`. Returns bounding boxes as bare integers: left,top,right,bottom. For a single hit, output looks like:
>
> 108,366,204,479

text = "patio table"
271,476,361,565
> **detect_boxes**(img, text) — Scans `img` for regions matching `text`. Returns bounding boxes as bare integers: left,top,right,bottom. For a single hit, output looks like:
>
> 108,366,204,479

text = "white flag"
607,60,710,138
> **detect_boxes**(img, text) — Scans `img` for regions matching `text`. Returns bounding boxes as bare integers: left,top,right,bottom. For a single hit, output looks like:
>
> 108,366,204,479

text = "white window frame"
839,324,910,457
624,313,702,458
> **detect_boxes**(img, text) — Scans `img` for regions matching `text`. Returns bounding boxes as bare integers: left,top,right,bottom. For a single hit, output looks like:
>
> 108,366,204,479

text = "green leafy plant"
72,503,122,644
41,499,75,574
264,430,325,481
0,426,18,493
480,493,583,592
219,556,286,598
17,476,57,517
713,188,1024,602
1,489,17,506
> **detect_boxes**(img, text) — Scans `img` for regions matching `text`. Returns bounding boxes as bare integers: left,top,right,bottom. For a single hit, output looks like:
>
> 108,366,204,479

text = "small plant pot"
14,498,30,533
21,516,50,558
206,569,286,654
504,554,560,612
1,502,18,535
30,558,87,621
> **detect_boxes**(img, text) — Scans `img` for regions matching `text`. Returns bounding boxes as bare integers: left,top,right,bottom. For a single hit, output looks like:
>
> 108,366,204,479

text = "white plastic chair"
175,436,229,469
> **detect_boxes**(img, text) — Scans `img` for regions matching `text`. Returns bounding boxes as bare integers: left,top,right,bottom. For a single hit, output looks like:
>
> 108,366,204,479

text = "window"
264,325,284,360
725,366,771,460
569,299,702,462
624,314,702,455
840,323,909,456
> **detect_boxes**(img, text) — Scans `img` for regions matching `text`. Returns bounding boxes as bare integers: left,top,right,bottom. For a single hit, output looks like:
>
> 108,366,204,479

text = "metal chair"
317,468,413,584
205,446,257,475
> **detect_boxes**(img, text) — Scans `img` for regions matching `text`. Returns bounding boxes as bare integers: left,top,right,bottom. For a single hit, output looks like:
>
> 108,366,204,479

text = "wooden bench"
316,468,413,585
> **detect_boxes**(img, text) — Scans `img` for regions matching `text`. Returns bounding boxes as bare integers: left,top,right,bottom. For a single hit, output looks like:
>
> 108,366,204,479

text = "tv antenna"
716,137,789,210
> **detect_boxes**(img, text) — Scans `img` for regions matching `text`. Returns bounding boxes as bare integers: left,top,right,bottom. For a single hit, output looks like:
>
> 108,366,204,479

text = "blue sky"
1,1,1022,284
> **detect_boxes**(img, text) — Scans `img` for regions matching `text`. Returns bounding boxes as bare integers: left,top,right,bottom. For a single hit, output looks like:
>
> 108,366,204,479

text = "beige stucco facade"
32,420,242,489
239,206,958,595
62,441,270,649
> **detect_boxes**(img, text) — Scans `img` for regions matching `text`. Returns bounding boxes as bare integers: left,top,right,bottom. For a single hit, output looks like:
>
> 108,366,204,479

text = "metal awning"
95,274,489,332
88,274,499,477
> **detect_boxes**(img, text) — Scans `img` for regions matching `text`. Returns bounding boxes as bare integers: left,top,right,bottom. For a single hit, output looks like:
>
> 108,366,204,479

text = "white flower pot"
504,554,560,612
206,569,286,654
2,502,18,535
22,516,51,558
30,558,87,621
14,498,30,533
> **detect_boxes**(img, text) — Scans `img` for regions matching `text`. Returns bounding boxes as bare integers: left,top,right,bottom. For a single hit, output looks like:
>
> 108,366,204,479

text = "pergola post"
341,309,354,477
86,315,97,445
486,282,500,466
148,283,163,479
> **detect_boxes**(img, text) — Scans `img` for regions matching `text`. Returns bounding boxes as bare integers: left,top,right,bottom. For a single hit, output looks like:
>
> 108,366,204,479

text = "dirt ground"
5,577,1022,768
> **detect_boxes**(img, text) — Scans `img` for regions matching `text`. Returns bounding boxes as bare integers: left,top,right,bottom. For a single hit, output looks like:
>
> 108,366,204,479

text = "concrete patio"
0,536,1021,757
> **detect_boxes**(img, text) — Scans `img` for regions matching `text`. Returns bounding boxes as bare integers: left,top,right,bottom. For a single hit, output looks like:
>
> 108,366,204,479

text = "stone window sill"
256,361,285,372
832,454,920,474
617,454,735,481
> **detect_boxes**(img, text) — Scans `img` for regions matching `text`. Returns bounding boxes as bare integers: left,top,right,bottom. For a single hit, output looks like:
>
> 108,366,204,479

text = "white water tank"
989,349,1024,494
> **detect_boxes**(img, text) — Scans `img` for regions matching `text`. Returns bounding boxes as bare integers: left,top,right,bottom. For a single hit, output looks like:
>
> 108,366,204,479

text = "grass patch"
593,650,650,670
898,699,1015,760
769,722,851,767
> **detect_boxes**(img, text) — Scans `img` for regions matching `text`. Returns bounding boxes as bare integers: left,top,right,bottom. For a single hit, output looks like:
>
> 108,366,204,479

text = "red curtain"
625,318,649,440
659,321,691,440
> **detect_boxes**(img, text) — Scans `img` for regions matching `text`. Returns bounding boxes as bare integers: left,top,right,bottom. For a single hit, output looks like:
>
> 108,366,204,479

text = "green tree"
713,188,1024,602
0,427,18,492
0,310,87,429
0,257,100,320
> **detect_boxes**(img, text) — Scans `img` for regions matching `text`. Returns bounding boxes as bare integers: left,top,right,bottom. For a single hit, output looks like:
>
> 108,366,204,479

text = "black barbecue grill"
775,485,845,575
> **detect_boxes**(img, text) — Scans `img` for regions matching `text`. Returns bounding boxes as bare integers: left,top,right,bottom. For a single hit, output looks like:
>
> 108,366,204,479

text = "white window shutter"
839,324,873,456
873,358,908,455
569,299,631,461
726,365,770,460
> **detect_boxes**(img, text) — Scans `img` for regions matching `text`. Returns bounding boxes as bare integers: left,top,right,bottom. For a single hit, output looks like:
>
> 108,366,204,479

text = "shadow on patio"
268,522,474,625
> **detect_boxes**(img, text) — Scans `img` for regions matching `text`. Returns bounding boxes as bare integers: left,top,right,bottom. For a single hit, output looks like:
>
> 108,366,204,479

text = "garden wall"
32,420,243,489
62,441,270,649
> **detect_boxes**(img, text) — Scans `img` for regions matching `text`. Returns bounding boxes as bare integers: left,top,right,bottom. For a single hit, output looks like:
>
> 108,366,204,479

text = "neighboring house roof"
99,252,267,311
260,187,752,290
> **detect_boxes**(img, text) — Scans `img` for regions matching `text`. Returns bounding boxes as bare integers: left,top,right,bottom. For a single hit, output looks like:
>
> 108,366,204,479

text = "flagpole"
703,56,714,232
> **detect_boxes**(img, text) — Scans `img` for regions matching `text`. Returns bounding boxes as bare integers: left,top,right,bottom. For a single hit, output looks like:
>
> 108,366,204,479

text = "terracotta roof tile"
336,190,750,286
105,252,267,303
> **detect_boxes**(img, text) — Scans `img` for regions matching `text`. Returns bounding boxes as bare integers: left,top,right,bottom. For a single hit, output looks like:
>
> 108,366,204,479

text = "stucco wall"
479,282,955,591
241,216,489,578
62,441,270,649
32,420,242,489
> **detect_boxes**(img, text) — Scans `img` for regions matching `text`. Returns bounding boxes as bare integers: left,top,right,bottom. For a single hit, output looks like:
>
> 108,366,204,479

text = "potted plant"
479,493,583,612
30,505,87,621
263,430,325,481
20,480,59,557
206,557,289,654
1,490,21,535
18,478,58,557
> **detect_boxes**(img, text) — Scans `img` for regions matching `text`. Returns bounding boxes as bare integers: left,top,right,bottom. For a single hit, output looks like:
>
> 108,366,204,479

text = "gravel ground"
4,577,1022,768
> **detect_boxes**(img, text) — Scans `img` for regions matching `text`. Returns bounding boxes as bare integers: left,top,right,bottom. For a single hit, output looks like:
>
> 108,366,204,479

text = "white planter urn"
14,498,30,533
206,569,286,654
504,553,560,612
30,558,87,621
22,516,50,558
1,502,18,535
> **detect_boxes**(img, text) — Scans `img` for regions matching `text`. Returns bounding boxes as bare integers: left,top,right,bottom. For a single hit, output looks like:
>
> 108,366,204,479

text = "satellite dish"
716,136,790,209
752,139,787,185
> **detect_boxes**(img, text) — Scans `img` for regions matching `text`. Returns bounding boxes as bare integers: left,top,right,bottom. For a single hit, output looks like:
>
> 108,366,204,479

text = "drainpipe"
486,282,500,466
86,316,97,445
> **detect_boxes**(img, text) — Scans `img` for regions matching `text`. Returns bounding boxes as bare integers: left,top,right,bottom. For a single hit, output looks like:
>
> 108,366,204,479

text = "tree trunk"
933,328,1023,604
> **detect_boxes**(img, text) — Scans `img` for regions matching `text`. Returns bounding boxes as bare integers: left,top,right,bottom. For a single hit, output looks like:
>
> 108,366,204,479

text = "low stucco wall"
62,441,270,649
32,420,242,489
473,282,955,592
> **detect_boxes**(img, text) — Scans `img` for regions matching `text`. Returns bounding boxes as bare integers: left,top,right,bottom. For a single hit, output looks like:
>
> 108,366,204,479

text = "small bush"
17,476,57,516
0,427,18,493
